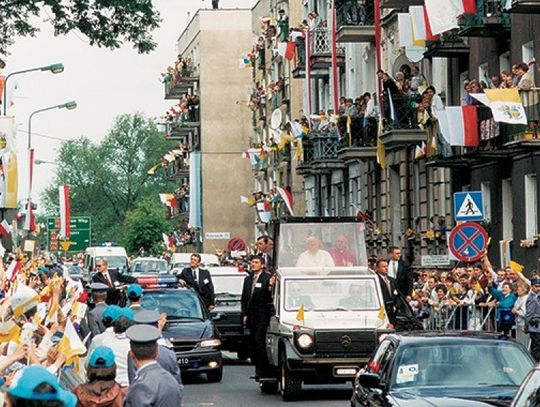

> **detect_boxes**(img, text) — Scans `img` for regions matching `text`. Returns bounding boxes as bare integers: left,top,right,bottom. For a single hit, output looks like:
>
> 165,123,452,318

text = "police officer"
124,324,183,406
526,278,540,361
241,255,273,380
87,283,109,336
126,310,183,387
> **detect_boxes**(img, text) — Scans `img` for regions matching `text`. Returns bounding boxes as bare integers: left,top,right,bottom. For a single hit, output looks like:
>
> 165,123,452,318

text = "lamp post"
2,63,64,116
34,159,57,166
28,101,77,149
25,101,76,231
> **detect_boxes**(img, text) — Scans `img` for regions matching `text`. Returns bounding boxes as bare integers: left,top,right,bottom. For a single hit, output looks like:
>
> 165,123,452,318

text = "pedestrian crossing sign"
454,191,484,222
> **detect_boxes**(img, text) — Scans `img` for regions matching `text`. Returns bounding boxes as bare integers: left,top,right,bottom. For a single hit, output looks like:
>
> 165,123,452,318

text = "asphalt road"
182,353,352,407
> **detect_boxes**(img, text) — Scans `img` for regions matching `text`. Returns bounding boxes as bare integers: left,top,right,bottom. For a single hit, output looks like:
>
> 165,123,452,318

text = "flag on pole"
6,261,21,282
376,116,387,169
440,106,479,147
484,88,528,125
377,305,386,320
23,148,35,232
276,186,294,215
59,185,71,238
0,320,20,343
0,219,11,237
410,6,427,42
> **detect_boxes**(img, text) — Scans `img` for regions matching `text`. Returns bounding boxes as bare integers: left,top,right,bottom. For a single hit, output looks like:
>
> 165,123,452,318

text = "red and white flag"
59,185,71,238
23,148,35,232
6,261,22,282
0,219,10,237
439,106,479,147
424,0,473,35
276,186,294,215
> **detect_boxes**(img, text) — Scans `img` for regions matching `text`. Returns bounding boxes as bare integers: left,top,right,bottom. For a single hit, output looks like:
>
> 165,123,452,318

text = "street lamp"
34,159,57,166
28,101,77,149
2,63,65,115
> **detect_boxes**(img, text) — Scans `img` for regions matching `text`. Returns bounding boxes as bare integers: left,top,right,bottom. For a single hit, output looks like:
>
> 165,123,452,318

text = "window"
523,41,535,82
502,178,513,239
499,51,510,74
480,181,492,222
525,174,538,238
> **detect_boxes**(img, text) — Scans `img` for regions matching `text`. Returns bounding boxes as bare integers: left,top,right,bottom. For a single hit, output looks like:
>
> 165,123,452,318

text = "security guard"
126,310,183,387
127,284,144,315
88,283,110,336
124,324,183,406
526,278,540,361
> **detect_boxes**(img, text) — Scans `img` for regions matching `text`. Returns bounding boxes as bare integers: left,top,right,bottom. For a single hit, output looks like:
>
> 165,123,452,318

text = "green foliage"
0,0,160,56
123,196,170,254
42,113,176,244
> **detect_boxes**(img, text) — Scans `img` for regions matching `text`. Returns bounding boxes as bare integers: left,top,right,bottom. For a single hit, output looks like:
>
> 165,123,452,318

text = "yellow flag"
0,320,20,343
57,318,86,365
377,305,386,320
474,282,484,293
484,88,521,103
296,305,305,323
510,260,524,273
376,116,386,169
147,163,161,175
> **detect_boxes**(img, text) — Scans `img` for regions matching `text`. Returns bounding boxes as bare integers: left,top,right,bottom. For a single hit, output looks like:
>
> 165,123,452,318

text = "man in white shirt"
102,307,135,387
296,236,335,268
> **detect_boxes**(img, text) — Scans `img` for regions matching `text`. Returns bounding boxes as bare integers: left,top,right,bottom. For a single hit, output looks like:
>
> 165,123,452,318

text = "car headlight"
200,339,221,348
297,333,313,348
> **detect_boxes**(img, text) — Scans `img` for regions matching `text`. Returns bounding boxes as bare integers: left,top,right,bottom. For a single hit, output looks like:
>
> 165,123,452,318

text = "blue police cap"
126,324,161,345
102,305,122,322
127,284,143,298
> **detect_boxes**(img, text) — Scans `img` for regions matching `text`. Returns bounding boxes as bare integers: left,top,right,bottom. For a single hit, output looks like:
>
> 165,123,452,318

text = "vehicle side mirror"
359,373,382,389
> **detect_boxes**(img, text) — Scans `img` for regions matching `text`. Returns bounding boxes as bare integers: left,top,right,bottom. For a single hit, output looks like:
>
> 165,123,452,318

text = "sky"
5,0,256,208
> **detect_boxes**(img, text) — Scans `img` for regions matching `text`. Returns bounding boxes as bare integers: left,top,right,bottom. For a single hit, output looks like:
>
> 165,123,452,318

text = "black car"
511,365,540,406
208,267,251,360
139,276,223,382
352,331,535,407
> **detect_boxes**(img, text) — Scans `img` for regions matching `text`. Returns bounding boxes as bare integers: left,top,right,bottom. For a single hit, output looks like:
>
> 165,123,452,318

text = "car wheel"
279,352,301,401
207,366,223,383
259,380,278,394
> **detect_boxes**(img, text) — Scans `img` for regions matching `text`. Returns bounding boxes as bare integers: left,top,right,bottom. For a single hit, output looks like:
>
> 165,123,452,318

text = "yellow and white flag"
11,284,39,317
484,88,528,125
57,318,86,364
296,305,305,325
0,320,20,343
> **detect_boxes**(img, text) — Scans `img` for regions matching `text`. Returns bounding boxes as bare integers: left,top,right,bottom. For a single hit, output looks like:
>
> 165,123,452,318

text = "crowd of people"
162,94,200,125
160,56,195,86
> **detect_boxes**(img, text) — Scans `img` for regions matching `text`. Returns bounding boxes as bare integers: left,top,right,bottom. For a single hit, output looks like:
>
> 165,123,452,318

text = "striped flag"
23,148,35,231
59,185,71,238
484,88,528,125
6,261,21,282
57,318,87,365
440,106,479,147
424,0,463,35
0,219,11,237
276,186,294,215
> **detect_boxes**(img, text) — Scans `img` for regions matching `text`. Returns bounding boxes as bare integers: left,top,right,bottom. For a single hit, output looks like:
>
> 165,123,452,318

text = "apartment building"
163,9,255,252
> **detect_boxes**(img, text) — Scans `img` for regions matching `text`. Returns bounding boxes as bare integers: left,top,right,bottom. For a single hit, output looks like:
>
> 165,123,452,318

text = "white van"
170,252,220,274
84,246,129,279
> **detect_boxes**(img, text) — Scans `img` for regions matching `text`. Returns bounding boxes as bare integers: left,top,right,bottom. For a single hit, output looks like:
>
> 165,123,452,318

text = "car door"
364,340,396,406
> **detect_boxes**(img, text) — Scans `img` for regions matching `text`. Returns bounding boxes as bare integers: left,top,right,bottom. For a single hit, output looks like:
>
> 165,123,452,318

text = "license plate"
335,368,358,376
178,358,190,366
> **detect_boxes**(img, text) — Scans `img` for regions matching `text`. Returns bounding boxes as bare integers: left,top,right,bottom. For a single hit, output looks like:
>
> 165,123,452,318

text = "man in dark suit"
241,255,273,380
87,282,109,336
257,235,274,273
91,259,136,305
387,246,413,297
375,259,397,327
178,253,215,310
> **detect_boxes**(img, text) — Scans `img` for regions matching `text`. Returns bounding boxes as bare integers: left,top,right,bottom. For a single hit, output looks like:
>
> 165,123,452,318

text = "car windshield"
392,342,533,389
172,262,190,270
213,274,245,295
100,256,126,269
277,222,367,268
141,290,204,320
284,278,379,311
132,260,168,274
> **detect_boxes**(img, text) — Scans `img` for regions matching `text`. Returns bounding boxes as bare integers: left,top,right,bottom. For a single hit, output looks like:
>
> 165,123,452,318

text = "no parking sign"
448,222,489,262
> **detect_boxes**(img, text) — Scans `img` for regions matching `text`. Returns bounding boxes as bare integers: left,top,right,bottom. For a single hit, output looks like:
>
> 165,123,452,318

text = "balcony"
336,1,375,43
297,129,345,175
380,0,424,8
430,91,540,166
164,70,199,100
166,121,200,147
336,116,378,161
424,31,469,58
458,2,511,37
380,94,428,148
309,28,345,72
510,0,540,13
164,157,190,180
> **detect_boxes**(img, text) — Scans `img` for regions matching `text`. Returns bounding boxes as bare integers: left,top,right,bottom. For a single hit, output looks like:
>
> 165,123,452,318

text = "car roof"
389,330,523,345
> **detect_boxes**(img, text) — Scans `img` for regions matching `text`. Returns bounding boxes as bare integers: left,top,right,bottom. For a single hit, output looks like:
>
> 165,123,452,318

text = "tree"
0,0,160,56
123,196,170,254
42,113,176,243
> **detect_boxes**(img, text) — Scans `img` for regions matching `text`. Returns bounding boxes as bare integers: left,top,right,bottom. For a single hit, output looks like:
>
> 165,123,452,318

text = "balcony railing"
164,69,199,99
336,1,375,42
382,93,423,130
510,0,540,13
380,0,423,8
337,115,378,148
458,1,511,37
164,157,190,180
310,28,344,57
424,30,469,58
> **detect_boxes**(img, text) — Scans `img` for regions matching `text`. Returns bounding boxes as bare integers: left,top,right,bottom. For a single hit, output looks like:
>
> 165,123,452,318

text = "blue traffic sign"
454,191,484,222
448,222,489,262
